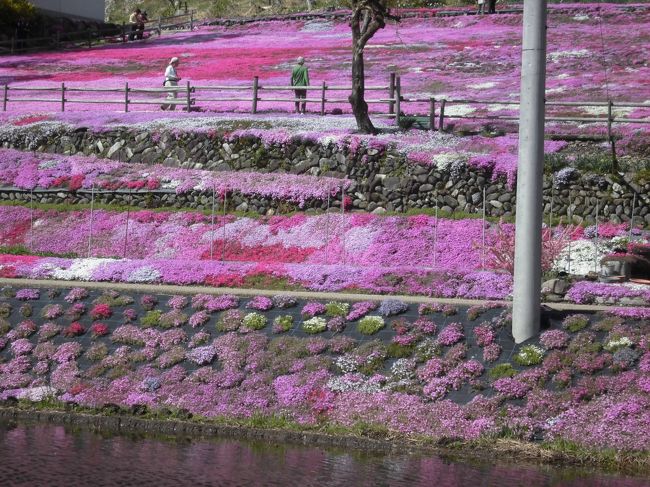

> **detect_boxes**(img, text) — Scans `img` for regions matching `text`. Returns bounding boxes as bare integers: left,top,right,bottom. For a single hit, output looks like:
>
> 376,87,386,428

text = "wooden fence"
2,74,649,133
0,12,196,55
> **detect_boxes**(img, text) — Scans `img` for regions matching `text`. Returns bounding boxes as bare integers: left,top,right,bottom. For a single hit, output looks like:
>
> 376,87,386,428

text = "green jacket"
291,65,309,87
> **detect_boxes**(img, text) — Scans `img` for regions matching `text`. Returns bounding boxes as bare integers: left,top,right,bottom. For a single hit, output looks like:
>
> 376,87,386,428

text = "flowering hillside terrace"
0,287,648,461
0,148,346,204
1,204,649,304
0,3,648,136
0,118,580,185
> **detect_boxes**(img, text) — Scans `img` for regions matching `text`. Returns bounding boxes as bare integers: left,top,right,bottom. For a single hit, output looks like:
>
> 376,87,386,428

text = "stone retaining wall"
2,127,649,223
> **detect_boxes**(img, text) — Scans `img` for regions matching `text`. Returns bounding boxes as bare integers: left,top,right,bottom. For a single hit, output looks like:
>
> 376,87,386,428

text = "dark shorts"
294,89,307,99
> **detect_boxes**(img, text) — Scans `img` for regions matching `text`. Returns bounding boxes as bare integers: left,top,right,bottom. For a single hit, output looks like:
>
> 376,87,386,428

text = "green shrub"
563,314,590,333
488,363,517,380
141,310,162,328
242,312,267,331
325,301,350,318
357,316,385,335
387,342,415,358
19,303,32,318
302,317,327,334
0,318,10,335
513,345,545,366
93,293,134,307
0,302,11,318
84,343,108,362
273,315,294,333
414,338,441,362
568,332,602,354
592,316,623,332
159,310,188,329
216,310,244,332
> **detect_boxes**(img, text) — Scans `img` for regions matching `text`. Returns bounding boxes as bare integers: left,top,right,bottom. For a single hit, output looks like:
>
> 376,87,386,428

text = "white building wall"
30,0,106,22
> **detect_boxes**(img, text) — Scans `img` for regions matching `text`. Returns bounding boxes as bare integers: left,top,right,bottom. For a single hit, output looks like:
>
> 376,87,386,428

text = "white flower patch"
326,375,383,393
432,152,467,172
573,14,590,21
468,82,496,90
557,73,571,79
50,258,115,281
161,179,181,189
16,386,57,402
548,49,590,62
582,105,634,117
444,104,476,117
301,20,334,32
552,239,607,276
545,87,565,94
128,266,161,283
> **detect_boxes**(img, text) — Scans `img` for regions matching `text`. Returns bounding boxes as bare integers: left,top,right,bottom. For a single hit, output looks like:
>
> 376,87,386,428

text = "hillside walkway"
0,277,618,313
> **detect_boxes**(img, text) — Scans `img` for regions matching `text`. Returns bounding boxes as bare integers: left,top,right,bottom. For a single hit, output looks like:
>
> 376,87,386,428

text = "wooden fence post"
2,85,7,111
121,23,126,42
10,37,15,55
429,97,436,131
186,81,191,112
388,72,396,114
607,100,613,142
395,76,401,126
158,17,162,35
439,98,446,132
61,82,66,112
124,82,129,112
190,11,194,30
87,30,92,48
320,81,326,116
252,76,259,114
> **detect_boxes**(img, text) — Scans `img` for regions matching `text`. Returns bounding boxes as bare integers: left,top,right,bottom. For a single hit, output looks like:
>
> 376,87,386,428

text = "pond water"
0,422,648,487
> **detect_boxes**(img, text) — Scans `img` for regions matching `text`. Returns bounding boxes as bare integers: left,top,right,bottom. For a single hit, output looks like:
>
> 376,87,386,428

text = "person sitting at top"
290,57,310,114
136,10,148,40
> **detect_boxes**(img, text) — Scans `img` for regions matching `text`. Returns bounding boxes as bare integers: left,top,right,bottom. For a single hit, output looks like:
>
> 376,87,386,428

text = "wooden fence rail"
2,74,649,133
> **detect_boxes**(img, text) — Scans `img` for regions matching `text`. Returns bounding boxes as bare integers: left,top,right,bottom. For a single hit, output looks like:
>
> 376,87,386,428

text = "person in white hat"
161,57,180,111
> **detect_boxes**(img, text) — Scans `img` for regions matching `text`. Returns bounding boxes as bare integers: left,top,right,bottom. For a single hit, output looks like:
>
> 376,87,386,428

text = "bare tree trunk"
350,22,376,133
306,0,312,10
348,1,396,134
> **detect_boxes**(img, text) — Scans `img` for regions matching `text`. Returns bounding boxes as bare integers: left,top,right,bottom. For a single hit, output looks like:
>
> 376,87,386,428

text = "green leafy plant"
159,310,188,329
141,310,162,328
325,301,350,318
0,302,11,318
563,314,590,333
242,312,267,331
513,345,545,366
84,343,109,362
387,342,415,358
488,363,517,380
273,315,294,333
357,316,385,335
19,303,32,318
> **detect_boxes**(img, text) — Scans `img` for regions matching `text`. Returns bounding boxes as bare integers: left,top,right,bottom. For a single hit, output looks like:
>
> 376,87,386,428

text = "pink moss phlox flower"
436,323,464,347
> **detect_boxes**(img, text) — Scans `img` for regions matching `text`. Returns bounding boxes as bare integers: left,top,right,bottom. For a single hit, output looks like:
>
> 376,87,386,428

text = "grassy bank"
1,400,648,475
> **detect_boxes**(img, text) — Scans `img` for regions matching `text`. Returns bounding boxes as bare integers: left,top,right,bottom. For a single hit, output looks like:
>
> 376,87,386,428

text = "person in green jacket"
291,57,310,114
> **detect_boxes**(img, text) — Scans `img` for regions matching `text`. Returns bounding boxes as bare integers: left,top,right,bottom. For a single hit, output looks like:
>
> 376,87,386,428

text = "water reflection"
0,422,646,487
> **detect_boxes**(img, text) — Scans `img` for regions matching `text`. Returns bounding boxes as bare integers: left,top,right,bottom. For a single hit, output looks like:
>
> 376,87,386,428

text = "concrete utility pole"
512,0,548,343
